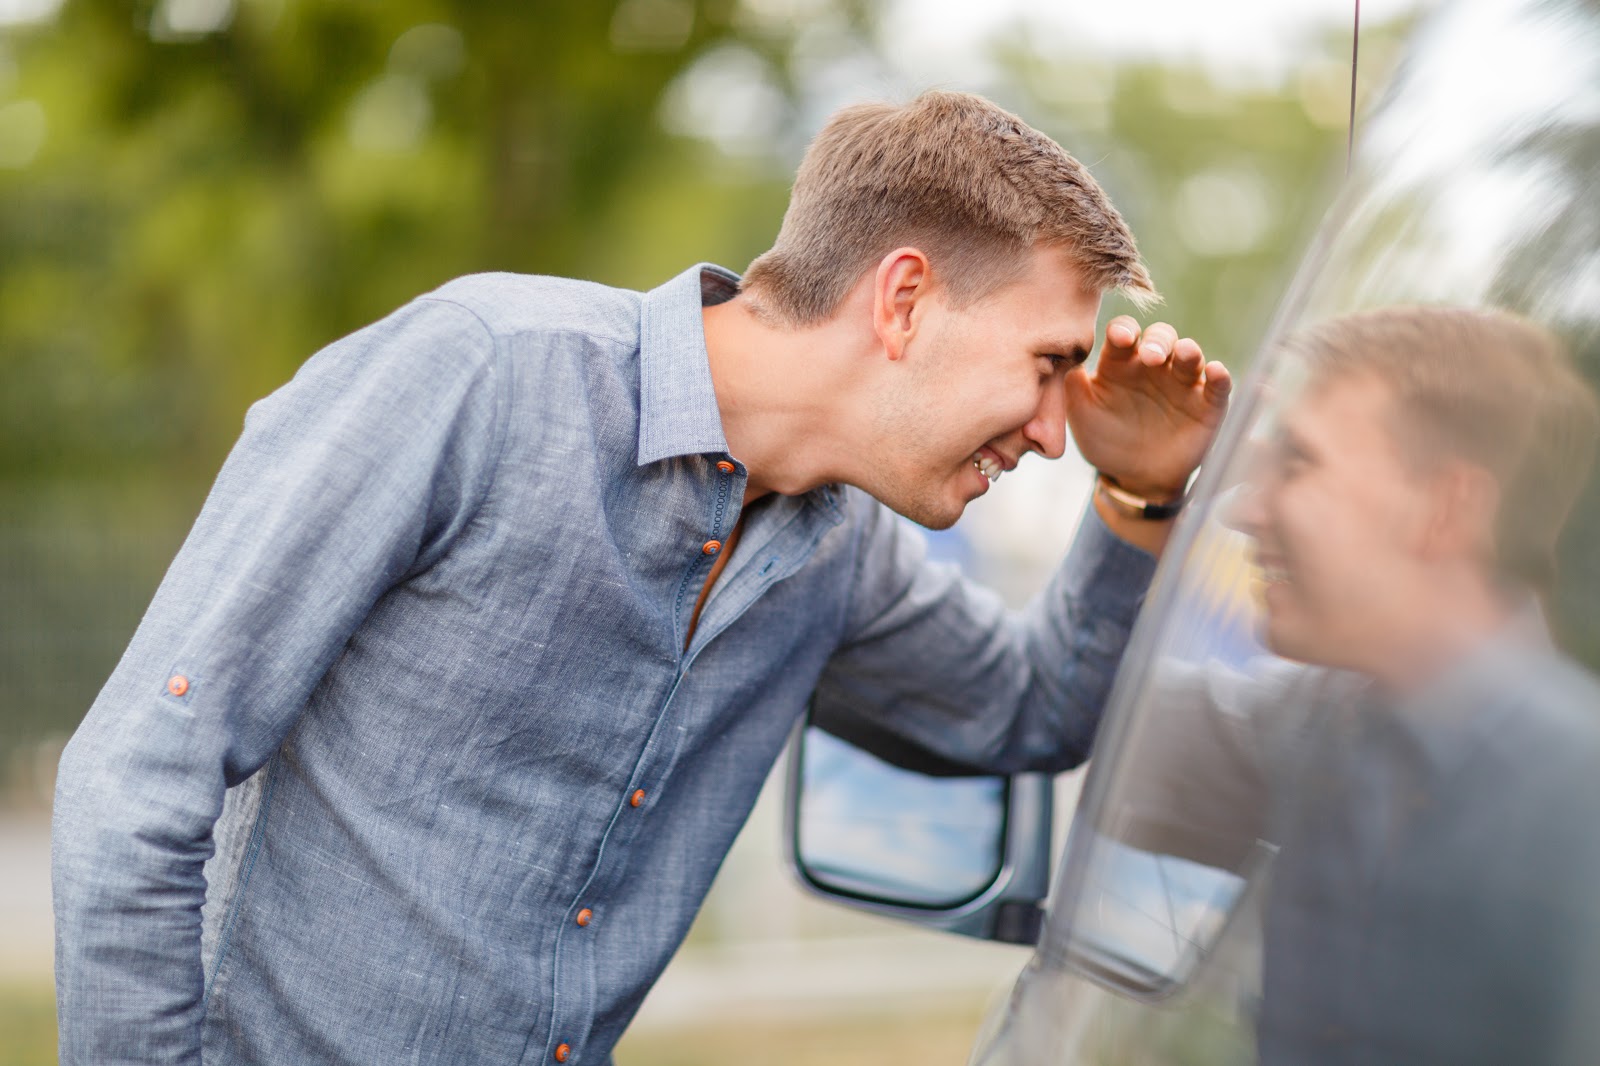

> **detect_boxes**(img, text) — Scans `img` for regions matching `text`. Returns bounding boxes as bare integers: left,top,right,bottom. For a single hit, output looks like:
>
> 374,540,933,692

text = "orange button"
701,540,721,555
554,1043,571,1063
630,789,646,808
166,675,189,697
575,908,592,927
716,460,736,474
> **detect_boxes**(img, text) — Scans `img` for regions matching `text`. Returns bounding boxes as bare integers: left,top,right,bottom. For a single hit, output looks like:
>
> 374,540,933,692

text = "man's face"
870,246,1101,530
1231,374,1440,672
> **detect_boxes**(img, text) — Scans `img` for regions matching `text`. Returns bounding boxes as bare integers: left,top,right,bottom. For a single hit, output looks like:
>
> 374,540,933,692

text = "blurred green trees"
0,0,808,483
0,0,1354,797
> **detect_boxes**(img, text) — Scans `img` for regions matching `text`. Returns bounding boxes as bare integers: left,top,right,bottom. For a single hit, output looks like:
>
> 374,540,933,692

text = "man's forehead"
1020,246,1102,304
1281,373,1400,453
1026,288,1101,350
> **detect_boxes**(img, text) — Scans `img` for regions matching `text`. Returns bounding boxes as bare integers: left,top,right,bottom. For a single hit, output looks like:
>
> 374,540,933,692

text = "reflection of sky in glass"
1070,836,1245,984
798,729,1006,907
1164,517,1266,670
1313,0,1600,315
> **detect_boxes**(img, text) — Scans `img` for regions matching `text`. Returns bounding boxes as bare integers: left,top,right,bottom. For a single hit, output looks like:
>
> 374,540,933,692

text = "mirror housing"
784,719,1055,945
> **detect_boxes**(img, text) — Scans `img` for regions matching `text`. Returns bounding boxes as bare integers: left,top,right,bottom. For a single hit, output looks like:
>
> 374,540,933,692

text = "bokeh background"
0,1,1423,1062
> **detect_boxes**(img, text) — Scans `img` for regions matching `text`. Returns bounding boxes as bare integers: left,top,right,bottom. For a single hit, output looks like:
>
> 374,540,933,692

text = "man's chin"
886,490,965,531
1259,614,1334,669
871,469,978,530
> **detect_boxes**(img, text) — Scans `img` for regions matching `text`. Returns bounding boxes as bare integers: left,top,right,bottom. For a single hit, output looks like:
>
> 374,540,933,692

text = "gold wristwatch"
1095,473,1187,521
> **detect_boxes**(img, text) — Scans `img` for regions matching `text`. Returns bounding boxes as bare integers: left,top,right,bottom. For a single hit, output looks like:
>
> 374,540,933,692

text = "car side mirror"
784,718,1054,944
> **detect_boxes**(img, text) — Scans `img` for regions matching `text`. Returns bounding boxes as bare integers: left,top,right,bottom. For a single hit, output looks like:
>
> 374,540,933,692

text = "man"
52,91,1229,1064
1124,306,1600,1064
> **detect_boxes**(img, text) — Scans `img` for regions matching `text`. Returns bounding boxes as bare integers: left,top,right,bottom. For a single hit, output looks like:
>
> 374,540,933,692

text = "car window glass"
979,3,1600,1064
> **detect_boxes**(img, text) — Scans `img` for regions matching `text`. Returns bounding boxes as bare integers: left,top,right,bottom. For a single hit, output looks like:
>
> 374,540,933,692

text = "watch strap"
1096,473,1187,521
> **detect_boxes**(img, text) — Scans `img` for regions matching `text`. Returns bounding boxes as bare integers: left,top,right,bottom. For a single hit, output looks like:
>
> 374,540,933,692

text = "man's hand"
1066,317,1232,500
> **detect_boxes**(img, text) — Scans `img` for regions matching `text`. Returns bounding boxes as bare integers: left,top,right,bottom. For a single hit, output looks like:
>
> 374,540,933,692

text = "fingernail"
1140,343,1165,359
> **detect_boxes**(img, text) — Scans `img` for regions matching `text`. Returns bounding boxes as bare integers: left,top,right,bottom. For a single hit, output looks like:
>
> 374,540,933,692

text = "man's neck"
701,291,873,503
1366,576,1517,697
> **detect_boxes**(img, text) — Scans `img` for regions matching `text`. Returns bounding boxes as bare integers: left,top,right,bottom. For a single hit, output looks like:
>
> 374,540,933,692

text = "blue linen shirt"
53,264,1156,1065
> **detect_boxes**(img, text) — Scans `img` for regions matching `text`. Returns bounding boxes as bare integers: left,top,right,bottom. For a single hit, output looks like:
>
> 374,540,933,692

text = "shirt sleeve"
810,495,1157,776
1107,659,1313,870
51,296,507,1065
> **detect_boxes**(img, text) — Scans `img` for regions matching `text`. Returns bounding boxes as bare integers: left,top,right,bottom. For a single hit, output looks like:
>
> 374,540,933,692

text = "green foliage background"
0,0,1359,797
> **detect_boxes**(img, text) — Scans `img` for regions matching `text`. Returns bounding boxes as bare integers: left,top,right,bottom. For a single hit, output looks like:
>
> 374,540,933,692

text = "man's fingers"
1102,315,1141,358
1137,322,1179,367
1097,320,1231,420
1203,360,1233,405
1170,338,1204,385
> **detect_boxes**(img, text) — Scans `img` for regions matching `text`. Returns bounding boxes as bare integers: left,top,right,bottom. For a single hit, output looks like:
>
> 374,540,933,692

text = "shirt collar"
636,263,741,467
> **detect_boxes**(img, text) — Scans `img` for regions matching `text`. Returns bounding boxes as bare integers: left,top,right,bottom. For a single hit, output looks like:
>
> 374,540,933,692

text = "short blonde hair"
741,91,1157,325
1294,306,1600,595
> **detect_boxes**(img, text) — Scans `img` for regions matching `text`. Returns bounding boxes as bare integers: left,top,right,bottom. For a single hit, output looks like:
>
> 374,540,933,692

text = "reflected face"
869,246,1101,529
1232,375,1435,671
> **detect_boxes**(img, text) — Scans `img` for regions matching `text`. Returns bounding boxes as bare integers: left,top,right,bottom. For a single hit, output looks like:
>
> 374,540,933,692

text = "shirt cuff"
1061,501,1160,627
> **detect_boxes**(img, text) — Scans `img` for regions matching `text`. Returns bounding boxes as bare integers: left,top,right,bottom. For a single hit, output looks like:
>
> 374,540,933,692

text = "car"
785,1,1600,1062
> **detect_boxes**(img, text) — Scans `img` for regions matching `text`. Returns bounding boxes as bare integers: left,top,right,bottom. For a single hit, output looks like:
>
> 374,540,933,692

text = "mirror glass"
795,726,1008,908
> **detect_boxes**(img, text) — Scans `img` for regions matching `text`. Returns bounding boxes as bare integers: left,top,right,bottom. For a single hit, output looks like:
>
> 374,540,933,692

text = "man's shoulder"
1506,649,1600,749
417,272,643,349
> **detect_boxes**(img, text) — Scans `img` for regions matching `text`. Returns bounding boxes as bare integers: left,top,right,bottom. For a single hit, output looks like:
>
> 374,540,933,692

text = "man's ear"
1422,461,1502,565
872,248,931,362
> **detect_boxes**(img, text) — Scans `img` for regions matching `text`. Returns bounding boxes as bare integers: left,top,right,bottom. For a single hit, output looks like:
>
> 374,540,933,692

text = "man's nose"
1024,378,1069,460
1222,443,1274,535
1220,481,1266,536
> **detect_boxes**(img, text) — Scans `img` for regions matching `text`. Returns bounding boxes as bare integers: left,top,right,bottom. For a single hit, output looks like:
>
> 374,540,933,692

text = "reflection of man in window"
1137,307,1600,1064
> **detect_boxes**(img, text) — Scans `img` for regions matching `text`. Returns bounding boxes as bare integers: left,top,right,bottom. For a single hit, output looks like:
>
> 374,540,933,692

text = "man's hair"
741,91,1157,326
1292,306,1600,595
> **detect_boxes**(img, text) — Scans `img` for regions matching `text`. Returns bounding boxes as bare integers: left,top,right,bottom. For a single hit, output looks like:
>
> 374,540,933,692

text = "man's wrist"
1095,472,1188,521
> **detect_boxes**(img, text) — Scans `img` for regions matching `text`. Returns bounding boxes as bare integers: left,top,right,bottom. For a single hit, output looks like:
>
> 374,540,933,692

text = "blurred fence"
0,480,201,808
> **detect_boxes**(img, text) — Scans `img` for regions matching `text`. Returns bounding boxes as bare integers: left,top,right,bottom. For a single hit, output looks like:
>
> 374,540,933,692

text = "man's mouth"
970,447,1010,483
1252,551,1291,586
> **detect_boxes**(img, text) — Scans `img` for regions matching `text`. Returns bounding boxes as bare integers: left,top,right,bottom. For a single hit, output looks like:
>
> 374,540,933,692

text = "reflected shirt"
1260,633,1600,1066
1134,623,1600,1065
52,263,1156,1066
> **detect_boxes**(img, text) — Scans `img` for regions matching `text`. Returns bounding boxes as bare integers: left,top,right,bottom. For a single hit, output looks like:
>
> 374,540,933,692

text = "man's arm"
51,297,505,1064
810,496,1156,775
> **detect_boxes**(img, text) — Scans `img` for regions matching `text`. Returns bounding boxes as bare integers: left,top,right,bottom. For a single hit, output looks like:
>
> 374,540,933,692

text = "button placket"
671,457,739,650
698,458,733,560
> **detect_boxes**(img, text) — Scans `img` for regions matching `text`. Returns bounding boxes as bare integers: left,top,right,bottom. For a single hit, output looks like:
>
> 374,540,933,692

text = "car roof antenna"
1347,0,1362,175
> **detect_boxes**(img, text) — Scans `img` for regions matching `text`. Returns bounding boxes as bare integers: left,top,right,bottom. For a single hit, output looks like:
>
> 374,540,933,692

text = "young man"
53,92,1229,1064
1127,306,1600,1064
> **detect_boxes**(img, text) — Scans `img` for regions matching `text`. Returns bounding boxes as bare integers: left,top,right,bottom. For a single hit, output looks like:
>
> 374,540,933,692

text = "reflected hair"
741,91,1157,325
1292,306,1600,596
